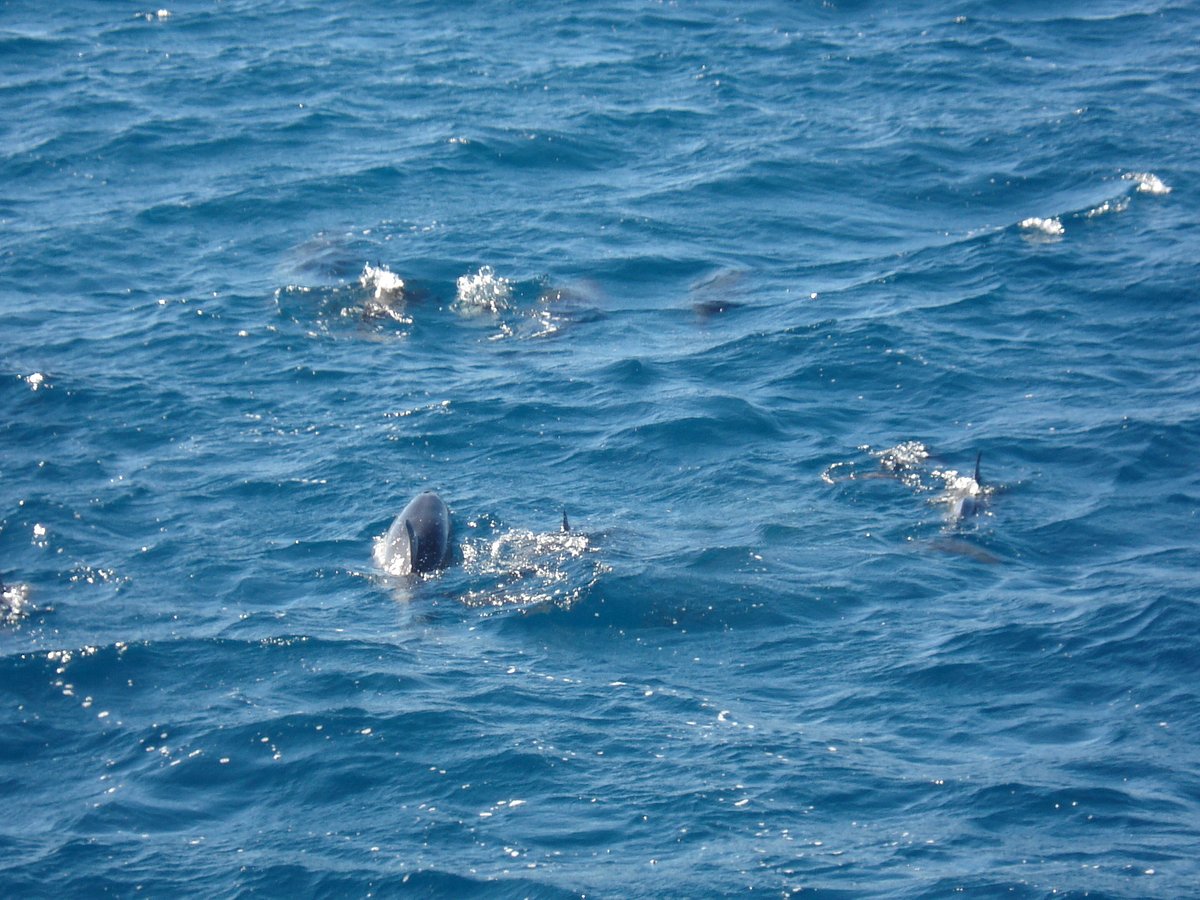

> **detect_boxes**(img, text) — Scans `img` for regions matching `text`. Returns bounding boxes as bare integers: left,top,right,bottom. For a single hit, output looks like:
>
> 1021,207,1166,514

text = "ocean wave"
1012,169,1175,241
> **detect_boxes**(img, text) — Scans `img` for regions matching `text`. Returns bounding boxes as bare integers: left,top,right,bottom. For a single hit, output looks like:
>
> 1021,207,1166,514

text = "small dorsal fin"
561,510,570,533
405,519,419,572
973,452,982,485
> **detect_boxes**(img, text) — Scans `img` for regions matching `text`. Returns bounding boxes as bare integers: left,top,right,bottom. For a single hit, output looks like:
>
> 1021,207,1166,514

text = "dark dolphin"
379,491,452,575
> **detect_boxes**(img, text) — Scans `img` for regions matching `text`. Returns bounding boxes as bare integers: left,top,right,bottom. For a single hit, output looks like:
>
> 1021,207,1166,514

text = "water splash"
1,582,32,626
873,441,931,486
359,263,405,301
458,524,606,612
453,266,512,316
823,441,930,488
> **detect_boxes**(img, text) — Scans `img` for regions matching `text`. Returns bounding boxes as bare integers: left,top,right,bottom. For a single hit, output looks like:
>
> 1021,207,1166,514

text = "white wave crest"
1086,196,1130,218
1019,216,1064,237
1123,172,1171,195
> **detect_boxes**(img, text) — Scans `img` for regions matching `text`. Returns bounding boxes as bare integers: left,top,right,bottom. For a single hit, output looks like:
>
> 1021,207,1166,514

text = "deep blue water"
3,0,1199,895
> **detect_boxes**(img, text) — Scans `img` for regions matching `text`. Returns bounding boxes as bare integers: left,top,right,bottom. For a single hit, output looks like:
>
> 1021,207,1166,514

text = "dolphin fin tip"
561,510,570,533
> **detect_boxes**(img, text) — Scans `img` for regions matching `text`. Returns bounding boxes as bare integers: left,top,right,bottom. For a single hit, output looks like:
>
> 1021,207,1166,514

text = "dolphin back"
381,491,451,575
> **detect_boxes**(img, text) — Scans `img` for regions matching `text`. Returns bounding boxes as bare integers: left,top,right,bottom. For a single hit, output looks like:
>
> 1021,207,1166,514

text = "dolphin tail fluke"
561,510,570,533
405,519,419,572
973,452,982,485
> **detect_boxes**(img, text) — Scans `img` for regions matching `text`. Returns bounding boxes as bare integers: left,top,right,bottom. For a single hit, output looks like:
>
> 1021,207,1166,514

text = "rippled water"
3,1,1199,895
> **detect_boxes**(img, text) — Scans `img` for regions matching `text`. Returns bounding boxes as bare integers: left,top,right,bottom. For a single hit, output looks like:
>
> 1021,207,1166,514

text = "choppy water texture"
3,1,1199,896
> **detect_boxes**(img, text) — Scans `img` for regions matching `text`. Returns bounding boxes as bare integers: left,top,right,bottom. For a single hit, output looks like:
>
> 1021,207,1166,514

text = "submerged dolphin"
379,491,452,575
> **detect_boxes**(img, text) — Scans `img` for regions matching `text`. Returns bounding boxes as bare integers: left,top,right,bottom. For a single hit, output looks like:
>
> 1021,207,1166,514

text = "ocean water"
2,0,1199,895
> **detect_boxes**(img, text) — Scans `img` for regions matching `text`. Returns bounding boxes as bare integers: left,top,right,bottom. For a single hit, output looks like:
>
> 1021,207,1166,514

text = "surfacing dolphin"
378,490,452,576
947,453,984,522
933,453,1001,563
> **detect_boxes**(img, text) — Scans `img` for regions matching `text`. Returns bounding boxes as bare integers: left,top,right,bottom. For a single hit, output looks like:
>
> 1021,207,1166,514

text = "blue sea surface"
3,1,1199,895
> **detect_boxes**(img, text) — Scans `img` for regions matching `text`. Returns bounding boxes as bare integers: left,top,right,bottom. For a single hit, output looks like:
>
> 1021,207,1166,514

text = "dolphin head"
378,490,451,576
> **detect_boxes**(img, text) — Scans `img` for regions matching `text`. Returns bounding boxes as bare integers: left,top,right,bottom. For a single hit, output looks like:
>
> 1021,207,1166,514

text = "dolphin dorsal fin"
973,452,982,486
562,510,570,533
405,519,419,572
